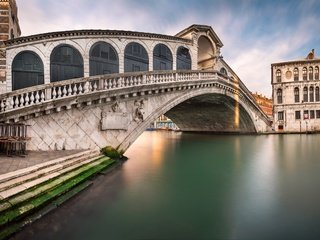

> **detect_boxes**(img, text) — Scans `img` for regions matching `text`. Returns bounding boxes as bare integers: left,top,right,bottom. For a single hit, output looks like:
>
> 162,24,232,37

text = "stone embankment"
0,150,116,239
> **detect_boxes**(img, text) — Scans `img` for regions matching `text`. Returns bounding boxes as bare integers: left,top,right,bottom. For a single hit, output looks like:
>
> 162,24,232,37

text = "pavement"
0,150,84,175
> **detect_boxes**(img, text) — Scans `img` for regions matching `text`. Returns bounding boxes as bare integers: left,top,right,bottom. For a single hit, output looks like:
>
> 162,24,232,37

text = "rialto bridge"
0,25,271,151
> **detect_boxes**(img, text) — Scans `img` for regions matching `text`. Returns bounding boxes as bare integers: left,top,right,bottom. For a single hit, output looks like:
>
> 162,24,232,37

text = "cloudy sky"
16,0,320,97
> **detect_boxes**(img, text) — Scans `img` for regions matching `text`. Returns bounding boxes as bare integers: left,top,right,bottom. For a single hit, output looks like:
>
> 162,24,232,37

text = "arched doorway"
197,36,215,70
89,42,119,76
176,46,191,70
153,44,173,70
50,44,84,82
12,51,44,90
124,42,149,72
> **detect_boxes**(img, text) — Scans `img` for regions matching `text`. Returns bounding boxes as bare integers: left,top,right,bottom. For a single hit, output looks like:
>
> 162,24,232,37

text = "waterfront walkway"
0,150,83,175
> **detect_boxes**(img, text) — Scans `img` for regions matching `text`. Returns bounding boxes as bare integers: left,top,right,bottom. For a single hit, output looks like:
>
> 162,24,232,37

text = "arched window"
89,42,119,76
294,87,300,103
12,51,44,90
316,87,320,101
303,86,308,102
124,42,149,72
294,68,299,81
309,86,314,102
276,69,281,82
309,67,313,80
315,66,319,80
50,44,83,82
303,67,307,80
153,44,173,71
177,46,191,70
277,88,282,104
220,67,227,76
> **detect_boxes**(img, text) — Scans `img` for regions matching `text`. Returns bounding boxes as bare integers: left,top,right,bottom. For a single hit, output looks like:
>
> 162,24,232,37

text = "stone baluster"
35,91,40,103
52,87,57,99
57,87,62,98
19,94,25,107
14,96,19,108
62,85,67,96
67,84,72,96
83,81,89,93
40,91,45,102
30,93,35,105
0,100,5,112
103,79,108,89
78,83,83,94
73,84,78,95
25,93,30,106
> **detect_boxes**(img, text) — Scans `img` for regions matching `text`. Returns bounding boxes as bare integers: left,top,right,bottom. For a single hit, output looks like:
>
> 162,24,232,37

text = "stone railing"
0,70,226,113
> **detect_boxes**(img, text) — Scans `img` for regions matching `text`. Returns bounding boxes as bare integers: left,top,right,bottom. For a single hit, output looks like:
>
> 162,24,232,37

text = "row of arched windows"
12,42,192,90
277,86,320,104
276,66,320,82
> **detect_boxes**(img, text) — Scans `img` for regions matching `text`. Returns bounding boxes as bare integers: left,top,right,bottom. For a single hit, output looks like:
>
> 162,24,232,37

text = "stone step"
0,149,98,184
0,156,115,231
0,154,102,201
0,150,100,193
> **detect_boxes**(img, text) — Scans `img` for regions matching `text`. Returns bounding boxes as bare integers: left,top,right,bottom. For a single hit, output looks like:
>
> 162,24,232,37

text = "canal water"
12,131,320,240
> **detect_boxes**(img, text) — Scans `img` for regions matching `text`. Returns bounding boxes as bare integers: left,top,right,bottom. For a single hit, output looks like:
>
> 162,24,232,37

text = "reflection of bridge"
0,25,271,151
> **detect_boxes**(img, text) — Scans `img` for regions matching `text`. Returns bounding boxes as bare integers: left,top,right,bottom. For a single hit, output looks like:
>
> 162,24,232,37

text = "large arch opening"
165,94,255,133
153,44,173,71
124,42,149,72
50,44,84,82
12,51,44,90
197,36,215,70
89,42,119,76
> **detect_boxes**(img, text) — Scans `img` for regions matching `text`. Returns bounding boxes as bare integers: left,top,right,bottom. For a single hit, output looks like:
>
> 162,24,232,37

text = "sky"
15,0,320,97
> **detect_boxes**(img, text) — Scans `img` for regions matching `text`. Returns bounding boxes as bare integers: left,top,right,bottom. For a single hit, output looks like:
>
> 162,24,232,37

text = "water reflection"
11,132,320,240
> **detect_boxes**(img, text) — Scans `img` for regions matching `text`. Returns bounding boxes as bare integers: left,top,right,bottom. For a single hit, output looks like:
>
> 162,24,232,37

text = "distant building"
0,0,21,92
252,93,272,118
272,49,320,132
149,115,179,131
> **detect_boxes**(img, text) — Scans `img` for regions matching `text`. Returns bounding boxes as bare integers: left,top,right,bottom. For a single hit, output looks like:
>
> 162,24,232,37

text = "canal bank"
0,149,125,239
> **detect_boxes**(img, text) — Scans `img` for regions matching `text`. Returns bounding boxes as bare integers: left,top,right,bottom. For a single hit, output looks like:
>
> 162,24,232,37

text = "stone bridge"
0,25,271,151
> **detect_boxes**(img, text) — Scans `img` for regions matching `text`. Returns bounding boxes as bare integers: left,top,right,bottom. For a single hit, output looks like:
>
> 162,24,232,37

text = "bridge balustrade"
0,70,226,113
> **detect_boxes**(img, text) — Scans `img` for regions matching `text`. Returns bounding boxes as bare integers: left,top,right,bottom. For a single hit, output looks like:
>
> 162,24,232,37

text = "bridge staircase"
0,149,116,239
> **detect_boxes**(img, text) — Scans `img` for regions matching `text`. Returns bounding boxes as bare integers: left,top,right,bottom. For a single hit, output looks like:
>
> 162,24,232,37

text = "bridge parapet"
0,70,230,115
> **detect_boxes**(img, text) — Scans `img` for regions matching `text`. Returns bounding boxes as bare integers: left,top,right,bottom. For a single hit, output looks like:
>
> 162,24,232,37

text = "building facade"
272,50,320,132
252,93,272,118
0,0,20,92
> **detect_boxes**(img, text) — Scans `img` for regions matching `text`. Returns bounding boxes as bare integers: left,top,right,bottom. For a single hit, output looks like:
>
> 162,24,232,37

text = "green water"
12,131,320,240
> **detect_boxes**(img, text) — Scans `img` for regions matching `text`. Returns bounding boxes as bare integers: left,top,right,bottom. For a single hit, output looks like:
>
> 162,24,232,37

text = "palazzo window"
303,67,307,80
293,68,299,81
276,69,281,82
310,86,314,102
294,87,300,103
277,88,283,104
303,87,308,102
316,87,320,102
309,67,313,80
315,66,319,80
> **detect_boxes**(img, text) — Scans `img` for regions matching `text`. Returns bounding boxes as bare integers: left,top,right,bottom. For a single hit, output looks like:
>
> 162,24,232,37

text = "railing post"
45,88,52,101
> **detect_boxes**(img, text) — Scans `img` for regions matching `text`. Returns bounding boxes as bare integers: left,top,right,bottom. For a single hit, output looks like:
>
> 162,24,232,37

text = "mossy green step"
0,156,115,227
0,181,92,240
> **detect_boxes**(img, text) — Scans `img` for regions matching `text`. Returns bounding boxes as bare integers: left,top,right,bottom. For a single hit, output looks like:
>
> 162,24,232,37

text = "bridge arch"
119,87,258,151
89,41,119,76
50,44,84,82
11,51,44,90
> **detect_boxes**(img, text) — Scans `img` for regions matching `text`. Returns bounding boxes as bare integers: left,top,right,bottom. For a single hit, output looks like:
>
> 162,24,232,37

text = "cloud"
15,0,320,97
